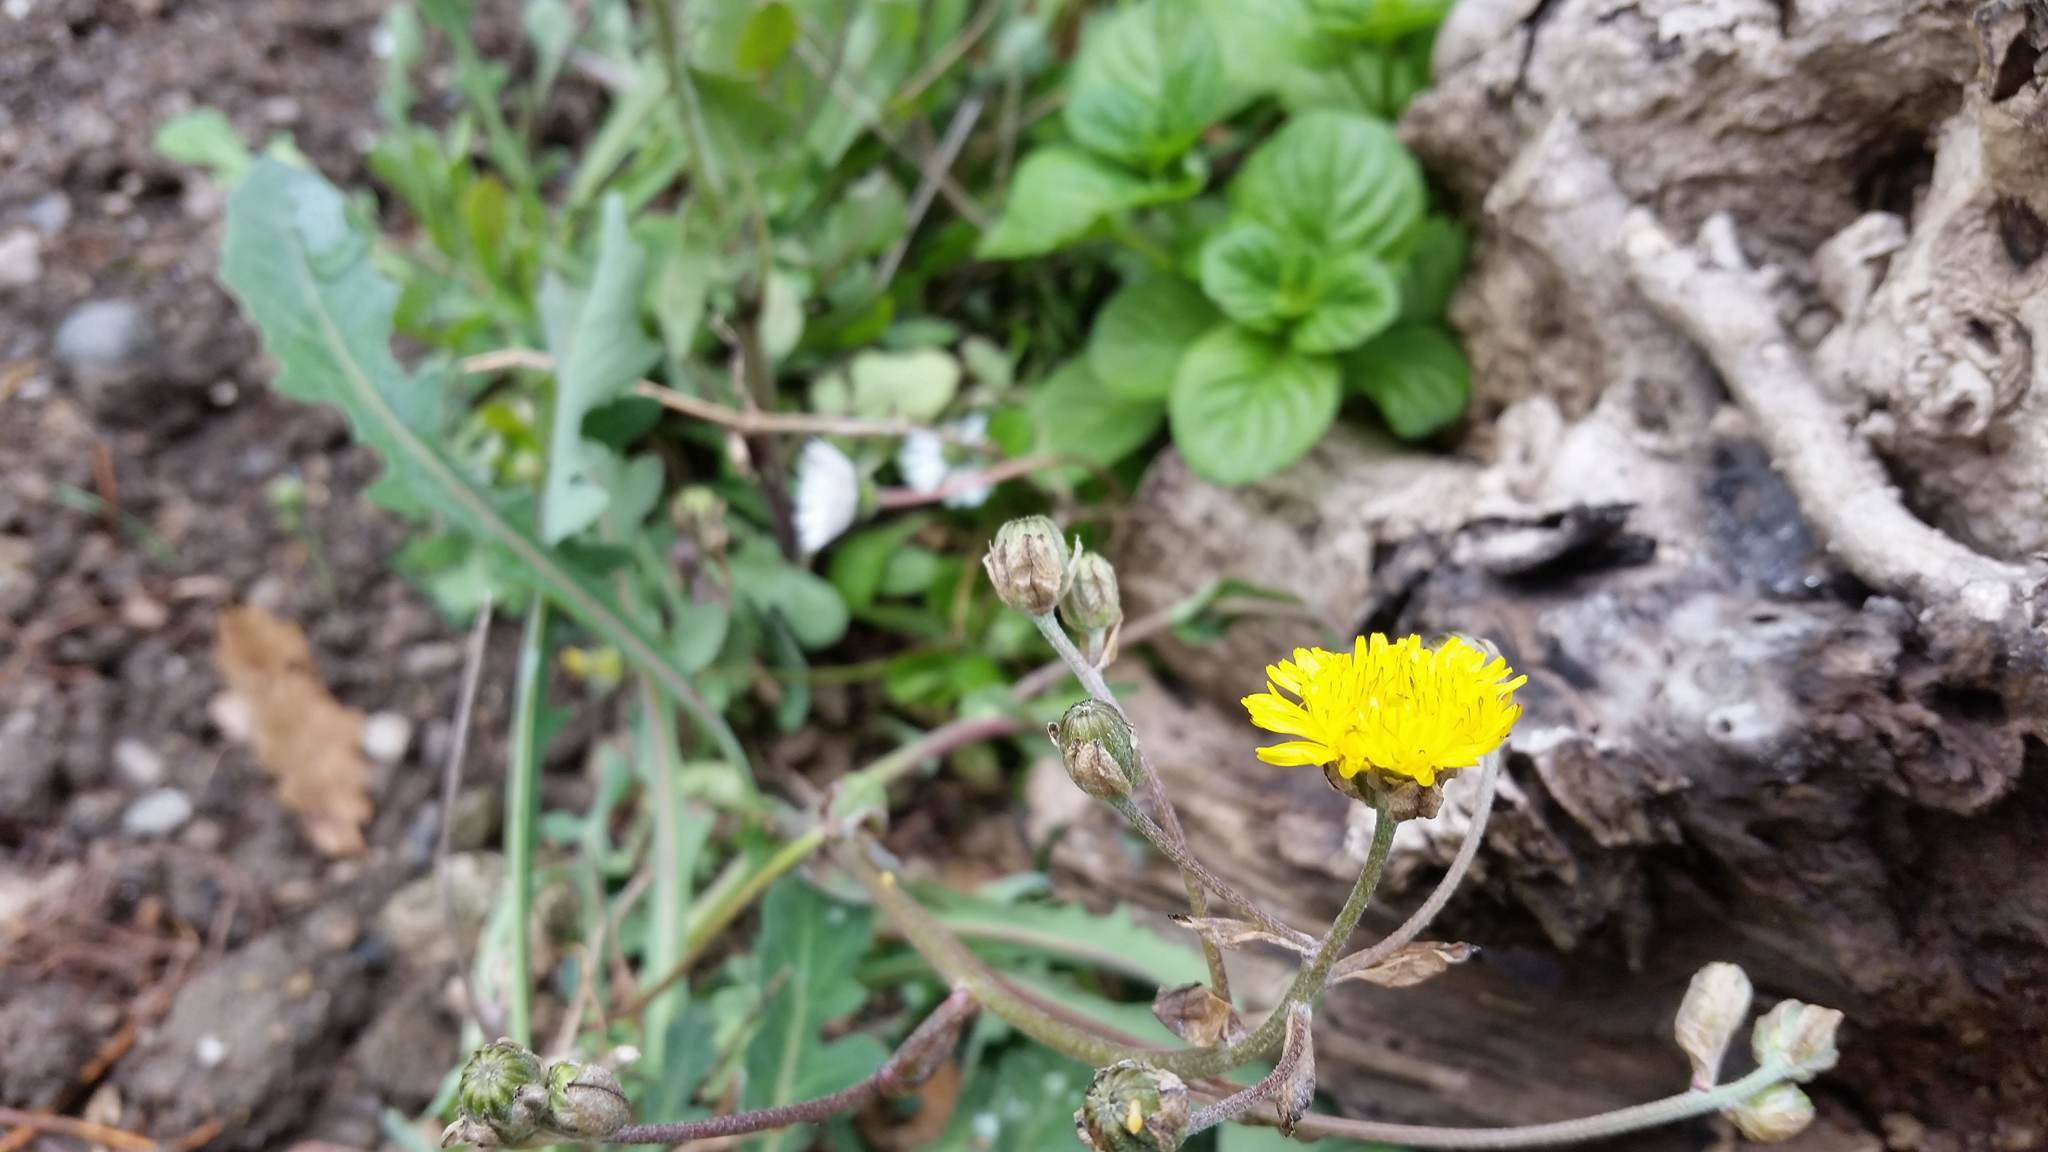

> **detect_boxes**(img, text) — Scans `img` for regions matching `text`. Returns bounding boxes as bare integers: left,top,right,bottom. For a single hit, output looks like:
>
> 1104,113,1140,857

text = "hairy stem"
1139,793,1396,1079
609,989,978,1144
1285,1063,1789,1148
1033,613,1230,1000
1187,1004,1314,1135
1334,748,1503,981
1107,795,1313,949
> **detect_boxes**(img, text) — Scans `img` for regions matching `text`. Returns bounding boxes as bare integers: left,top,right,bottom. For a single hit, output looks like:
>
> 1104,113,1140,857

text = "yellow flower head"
1242,634,1526,787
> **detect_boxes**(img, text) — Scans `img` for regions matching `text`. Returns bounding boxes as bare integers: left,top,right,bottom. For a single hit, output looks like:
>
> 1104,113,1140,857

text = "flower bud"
1674,962,1753,1089
983,515,1069,615
1075,1061,1189,1152
1054,699,1138,799
447,1040,548,1148
543,1059,632,1140
1060,550,1122,635
1751,1000,1843,1081
1723,1083,1815,1142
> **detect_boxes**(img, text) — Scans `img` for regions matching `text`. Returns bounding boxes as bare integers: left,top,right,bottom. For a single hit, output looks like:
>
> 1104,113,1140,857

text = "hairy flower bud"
445,1040,548,1148
1675,962,1753,1089
983,515,1069,615
1054,699,1138,799
543,1059,632,1140
1075,1061,1189,1152
1060,550,1122,635
1724,1083,1816,1142
1751,1000,1843,1081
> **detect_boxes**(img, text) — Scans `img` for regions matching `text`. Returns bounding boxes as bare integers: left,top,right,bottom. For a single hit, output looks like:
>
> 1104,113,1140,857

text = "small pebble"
194,1034,227,1069
0,228,42,288
119,592,169,631
361,711,413,765
121,787,193,838
25,191,72,236
207,692,254,744
54,298,156,381
112,738,165,788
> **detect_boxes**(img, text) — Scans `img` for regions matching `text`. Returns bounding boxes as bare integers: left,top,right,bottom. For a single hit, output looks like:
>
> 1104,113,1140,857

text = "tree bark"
1047,1,2048,1144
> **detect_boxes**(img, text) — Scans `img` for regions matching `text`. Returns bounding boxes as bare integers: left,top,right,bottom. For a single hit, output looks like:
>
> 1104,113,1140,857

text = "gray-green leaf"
1028,358,1166,483
1170,326,1340,485
1344,323,1469,439
1227,109,1425,256
539,195,661,544
849,348,960,421
741,880,887,1152
1064,0,1242,172
730,538,850,650
1088,274,1220,401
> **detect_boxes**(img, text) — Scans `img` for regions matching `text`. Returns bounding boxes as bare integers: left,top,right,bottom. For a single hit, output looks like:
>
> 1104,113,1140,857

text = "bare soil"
2,2,518,1147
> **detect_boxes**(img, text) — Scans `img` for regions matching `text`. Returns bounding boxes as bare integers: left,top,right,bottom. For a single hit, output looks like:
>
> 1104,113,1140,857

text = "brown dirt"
1,2,519,1147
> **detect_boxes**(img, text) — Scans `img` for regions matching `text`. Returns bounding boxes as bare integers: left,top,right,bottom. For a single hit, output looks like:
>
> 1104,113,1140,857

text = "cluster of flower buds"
1053,699,1139,800
1075,1061,1190,1152
983,516,1124,640
441,1040,632,1149
1672,963,1842,1145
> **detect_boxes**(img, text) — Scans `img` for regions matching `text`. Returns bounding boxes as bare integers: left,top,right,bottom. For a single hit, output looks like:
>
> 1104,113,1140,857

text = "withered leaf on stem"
1152,982,1247,1048
213,604,373,857
1169,915,1316,955
1332,941,1476,989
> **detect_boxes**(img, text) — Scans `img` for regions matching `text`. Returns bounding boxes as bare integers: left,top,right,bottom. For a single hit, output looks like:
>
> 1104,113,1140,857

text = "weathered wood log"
1045,1,2048,1143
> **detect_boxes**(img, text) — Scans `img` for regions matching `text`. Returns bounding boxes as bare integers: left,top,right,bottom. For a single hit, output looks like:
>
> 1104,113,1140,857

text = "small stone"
118,592,169,631
122,788,194,838
208,692,254,744
361,711,413,765
0,228,42,288
112,738,165,788
181,818,223,852
206,381,238,407
194,1034,227,1069
54,298,157,382
402,642,464,677
25,192,71,236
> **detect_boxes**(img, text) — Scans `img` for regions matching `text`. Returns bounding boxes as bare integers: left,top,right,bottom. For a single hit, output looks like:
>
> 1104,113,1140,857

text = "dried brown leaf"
1151,983,1247,1048
1169,915,1315,955
1332,941,1476,989
213,605,372,857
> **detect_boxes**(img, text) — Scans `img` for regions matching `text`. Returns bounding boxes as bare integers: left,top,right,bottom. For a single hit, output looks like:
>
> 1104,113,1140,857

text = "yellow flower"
1242,634,1525,787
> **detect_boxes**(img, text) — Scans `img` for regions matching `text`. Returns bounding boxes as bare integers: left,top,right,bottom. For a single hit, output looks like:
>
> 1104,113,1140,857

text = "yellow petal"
1255,741,1337,767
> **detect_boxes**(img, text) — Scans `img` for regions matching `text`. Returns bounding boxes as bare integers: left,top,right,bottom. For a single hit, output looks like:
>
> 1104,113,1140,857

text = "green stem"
1287,1064,1790,1148
503,599,549,1046
1032,613,1230,1000
1140,792,1396,1079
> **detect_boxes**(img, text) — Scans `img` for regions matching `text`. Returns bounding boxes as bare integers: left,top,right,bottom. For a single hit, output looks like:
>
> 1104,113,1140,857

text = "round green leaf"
1064,0,1243,172
1028,358,1166,482
1169,327,1341,485
1343,323,1469,439
1292,250,1400,354
849,348,961,421
1087,275,1220,401
1398,214,1468,324
977,147,1150,260
1227,109,1425,256
1197,221,1325,333
1306,0,1453,43
735,1,798,73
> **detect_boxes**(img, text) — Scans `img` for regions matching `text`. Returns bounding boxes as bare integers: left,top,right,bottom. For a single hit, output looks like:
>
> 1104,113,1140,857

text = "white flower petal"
794,439,860,555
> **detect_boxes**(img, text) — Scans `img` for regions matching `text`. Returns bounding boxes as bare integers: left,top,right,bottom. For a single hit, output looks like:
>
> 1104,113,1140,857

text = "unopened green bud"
1075,1061,1189,1152
1723,1083,1815,1143
1751,1000,1842,1081
446,1040,548,1148
983,515,1069,615
1054,699,1138,799
1674,962,1752,1090
1060,550,1122,634
543,1059,632,1140
670,486,730,559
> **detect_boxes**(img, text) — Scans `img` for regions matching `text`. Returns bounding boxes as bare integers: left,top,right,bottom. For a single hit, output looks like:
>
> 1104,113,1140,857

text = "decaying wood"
1045,0,2048,1142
